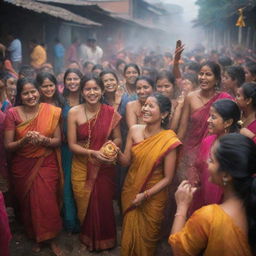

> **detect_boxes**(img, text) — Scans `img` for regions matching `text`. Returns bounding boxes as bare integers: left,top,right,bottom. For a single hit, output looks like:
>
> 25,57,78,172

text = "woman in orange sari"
68,75,121,251
4,78,63,255
169,134,255,256
118,93,181,256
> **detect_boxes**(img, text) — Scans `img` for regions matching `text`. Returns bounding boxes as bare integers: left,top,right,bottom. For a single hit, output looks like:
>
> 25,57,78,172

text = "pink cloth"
0,192,11,256
189,135,223,215
247,120,256,144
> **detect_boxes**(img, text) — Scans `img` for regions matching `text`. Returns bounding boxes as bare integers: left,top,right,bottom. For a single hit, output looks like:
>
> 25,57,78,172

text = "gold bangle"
144,190,150,200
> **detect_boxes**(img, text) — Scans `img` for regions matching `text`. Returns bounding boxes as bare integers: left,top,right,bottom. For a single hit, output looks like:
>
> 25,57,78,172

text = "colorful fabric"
0,192,11,256
177,92,233,183
5,103,62,242
121,130,181,256
189,135,223,215
169,204,252,256
61,103,80,232
30,45,47,69
247,120,256,144
71,104,121,251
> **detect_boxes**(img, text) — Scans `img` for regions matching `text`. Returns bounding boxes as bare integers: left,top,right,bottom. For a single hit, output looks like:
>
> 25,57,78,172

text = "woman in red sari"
177,61,233,182
236,82,256,143
68,75,121,252
4,77,63,255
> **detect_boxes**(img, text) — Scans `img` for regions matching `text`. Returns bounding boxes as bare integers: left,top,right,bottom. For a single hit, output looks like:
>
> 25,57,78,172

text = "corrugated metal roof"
4,0,101,26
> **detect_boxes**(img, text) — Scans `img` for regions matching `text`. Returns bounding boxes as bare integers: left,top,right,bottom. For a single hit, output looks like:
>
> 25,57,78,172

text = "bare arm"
133,149,178,206
111,123,122,148
67,107,91,156
171,180,197,234
170,93,185,131
126,101,138,128
118,126,134,167
177,94,190,140
4,129,29,151
172,44,185,80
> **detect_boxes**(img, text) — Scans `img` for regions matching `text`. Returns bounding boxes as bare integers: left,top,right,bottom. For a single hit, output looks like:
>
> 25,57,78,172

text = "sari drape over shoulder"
169,204,252,256
121,130,181,256
71,104,121,251
177,92,233,183
5,103,63,242
247,120,256,144
189,135,223,215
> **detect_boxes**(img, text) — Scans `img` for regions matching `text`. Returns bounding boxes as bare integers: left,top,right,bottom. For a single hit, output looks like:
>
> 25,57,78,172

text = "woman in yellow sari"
118,93,181,256
169,134,256,256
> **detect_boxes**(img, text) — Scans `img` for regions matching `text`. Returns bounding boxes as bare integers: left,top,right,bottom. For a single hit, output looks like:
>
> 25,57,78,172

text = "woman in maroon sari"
236,82,256,143
68,75,121,252
177,61,233,182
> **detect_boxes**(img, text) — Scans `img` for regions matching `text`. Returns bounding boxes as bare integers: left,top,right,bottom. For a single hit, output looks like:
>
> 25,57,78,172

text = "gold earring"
223,177,228,186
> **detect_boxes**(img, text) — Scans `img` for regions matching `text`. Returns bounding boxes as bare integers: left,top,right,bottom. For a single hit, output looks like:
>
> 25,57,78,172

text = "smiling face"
207,106,228,135
156,78,174,98
141,96,163,125
82,79,103,105
136,79,153,102
21,83,40,107
102,73,118,93
65,72,81,93
198,65,217,91
124,67,139,85
39,78,56,99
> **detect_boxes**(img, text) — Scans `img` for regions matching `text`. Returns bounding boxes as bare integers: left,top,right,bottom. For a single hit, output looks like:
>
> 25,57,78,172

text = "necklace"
84,104,101,148
22,105,39,121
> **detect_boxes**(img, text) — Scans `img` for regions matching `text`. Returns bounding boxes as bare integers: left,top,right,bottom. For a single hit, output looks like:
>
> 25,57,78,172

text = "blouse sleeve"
4,109,17,131
169,206,213,256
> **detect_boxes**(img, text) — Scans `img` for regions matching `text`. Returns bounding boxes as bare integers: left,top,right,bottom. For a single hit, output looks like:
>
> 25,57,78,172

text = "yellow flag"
236,8,245,27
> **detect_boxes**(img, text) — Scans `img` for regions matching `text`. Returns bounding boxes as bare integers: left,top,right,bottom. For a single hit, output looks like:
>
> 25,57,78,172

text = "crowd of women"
0,41,256,256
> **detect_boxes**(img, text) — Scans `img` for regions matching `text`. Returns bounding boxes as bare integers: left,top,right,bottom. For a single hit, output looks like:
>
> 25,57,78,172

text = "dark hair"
187,62,200,73
115,59,126,70
200,61,222,88
135,76,155,90
226,66,245,87
92,64,104,74
63,68,83,97
151,92,171,129
215,133,256,251
123,63,140,76
212,99,241,133
218,56,233,67
99,70,119,83
18,65,36,79
35,72,65,108
83,61,94,68
245,62,256,78
80,75,104,92
15,77,37,106
142,67,158,81
241,82,256,110
183,72,198,88
156,70,175,85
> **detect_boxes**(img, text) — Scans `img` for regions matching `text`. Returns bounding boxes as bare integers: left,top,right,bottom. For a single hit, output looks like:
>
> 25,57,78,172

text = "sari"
177,92,232,183
0,192,11,256
247,120,256,144
121,130,181,256
61,102,80,232
5,103,63,242
169,204,252,256
189,135,223,215
71,104,121,251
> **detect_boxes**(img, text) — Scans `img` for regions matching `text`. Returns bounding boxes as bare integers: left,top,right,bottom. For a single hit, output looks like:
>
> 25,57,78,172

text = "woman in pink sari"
68,75,121,252
189,99,241,214
236,82,256,143
177,61,233,182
